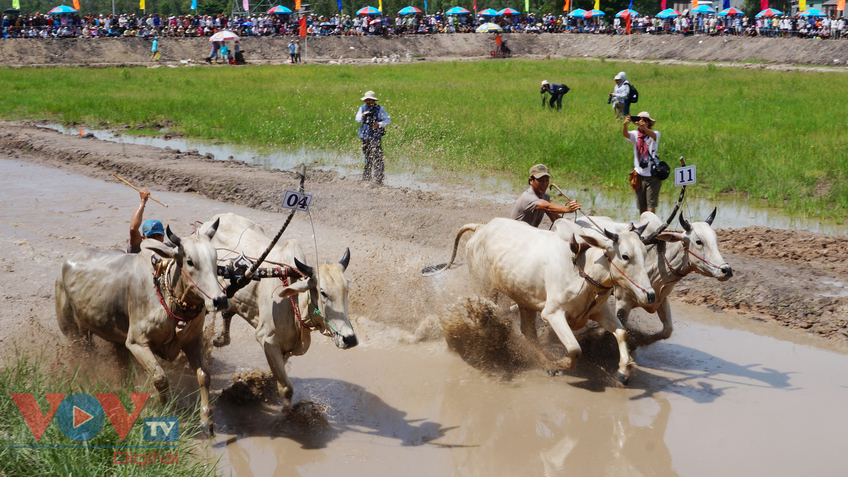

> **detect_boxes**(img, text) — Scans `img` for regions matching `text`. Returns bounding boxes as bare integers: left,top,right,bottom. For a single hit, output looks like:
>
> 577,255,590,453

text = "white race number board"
674,165,696,187
281,190,313,212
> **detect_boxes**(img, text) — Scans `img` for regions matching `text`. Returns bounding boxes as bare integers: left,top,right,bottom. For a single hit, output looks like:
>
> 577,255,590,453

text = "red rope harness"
607,256,651,296
280,268,318,331
685,247,725,270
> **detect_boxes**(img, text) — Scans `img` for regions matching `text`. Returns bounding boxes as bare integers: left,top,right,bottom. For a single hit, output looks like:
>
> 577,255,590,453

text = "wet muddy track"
1,121,845,341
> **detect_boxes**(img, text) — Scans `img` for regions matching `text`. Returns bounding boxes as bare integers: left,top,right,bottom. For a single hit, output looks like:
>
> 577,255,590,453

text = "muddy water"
38,123,848,235
4,158,848,477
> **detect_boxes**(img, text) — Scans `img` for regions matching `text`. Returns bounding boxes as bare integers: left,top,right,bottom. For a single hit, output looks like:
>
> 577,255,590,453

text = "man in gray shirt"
509,164,580,228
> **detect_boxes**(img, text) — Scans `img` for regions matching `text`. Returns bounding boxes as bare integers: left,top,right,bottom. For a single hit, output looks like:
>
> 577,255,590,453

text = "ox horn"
634,223,648,237
705,207,717,226
204,218,220,240
339,247,350,271
166,226,181,247
603,228,619,244
294,257,314,277
679,210,692,233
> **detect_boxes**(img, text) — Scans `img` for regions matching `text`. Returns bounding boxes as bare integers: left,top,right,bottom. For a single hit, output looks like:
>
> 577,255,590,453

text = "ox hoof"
212,334,230,347
617,371,629,385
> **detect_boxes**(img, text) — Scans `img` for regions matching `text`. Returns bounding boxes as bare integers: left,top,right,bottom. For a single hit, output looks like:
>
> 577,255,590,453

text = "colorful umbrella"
717,7,743,16
267,5,292,14
584,9,605,18
47,5,78,14
656,8,681,18
357,6,381,15
476,22,502,32
446,6,470,14
799,8,826,17
478,8,499,15
691,4,715,14
498,7,520,15
567,8,587,17
398,6,421,14
209,30,239,42
616,9,638,17
755,8,783,17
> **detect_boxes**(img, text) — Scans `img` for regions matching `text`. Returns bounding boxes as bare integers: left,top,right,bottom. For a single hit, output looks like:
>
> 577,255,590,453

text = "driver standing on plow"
127,188,171,253
510,164,581,227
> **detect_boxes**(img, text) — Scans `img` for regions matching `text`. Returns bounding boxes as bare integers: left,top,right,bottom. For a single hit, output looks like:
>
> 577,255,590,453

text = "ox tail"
421,224,481,276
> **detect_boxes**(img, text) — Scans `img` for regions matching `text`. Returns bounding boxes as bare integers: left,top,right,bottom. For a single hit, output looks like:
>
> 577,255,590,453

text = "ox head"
279,248,357,350
144,218,229,313
660,209,732,281
579,227,656,306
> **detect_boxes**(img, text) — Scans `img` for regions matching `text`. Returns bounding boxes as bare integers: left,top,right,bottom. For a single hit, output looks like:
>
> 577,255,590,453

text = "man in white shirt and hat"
355,90,391,186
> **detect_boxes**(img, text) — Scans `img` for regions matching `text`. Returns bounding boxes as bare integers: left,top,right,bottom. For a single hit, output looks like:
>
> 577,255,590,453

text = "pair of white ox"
439,209,731,383
55,213,356,436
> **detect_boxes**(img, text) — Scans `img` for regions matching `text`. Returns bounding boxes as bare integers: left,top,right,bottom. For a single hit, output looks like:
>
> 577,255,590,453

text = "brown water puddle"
208,303,848,477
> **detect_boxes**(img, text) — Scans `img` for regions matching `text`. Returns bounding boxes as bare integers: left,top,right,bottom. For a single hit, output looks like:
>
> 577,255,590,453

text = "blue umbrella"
567,8,587,17
398,6,421,14
799,8,826,17
656,8,681,18
616,9,638,17
478,8,499,16
446,6,470,14
357,6,381,15
498,7,520,15
718,7,743,16
48,5,78,14
691,4,715,14
755,8,783,17
267,5,292,14
584,9,605,17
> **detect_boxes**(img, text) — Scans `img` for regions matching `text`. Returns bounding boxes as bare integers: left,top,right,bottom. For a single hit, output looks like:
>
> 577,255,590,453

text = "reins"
607,255,652,296
152,256,210,322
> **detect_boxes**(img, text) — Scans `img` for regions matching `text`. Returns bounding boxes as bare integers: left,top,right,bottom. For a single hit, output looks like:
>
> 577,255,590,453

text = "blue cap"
142,220,165,238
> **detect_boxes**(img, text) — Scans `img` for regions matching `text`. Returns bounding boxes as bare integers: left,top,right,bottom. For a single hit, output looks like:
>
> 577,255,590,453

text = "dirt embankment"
0,121,845,342
2,34,848,68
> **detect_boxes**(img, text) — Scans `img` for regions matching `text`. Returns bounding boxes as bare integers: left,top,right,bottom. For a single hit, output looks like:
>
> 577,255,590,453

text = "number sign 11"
281,190,313,212
674,165,696,187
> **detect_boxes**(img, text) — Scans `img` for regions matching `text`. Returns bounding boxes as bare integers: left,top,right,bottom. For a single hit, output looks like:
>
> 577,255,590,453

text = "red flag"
761,0,768,10
838,0,845,11
72,0,80,9
299,17,307,37
624,12,631,34
563,0,570,11
661,0,667,8
295,0,301,9
474,0,477,9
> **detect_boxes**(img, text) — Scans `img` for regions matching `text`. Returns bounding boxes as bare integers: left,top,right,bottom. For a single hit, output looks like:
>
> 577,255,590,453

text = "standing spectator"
206,40,221,63
623,111,661,214
540,80,569,110
355,90,391,186
294,39,301,63
609,71,631,121
150,35,159,60
288,39,296,62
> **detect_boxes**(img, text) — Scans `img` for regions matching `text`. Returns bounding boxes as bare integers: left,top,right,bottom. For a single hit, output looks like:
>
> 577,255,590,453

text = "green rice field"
0,59,844,219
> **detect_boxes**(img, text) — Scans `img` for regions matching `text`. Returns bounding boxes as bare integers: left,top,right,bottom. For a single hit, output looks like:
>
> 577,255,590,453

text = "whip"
113,173,168,207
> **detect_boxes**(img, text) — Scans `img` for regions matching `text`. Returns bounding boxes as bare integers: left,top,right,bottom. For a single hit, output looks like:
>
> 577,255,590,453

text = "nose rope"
178,265,217,299
685,247,726,271
606,256,651,296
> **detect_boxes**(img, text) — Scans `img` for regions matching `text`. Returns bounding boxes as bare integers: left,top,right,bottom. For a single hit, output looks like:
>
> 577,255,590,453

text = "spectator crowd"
2,9,845,40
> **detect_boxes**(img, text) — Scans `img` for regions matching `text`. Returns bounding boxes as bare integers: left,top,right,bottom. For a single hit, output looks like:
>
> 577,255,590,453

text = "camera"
607,96,612,104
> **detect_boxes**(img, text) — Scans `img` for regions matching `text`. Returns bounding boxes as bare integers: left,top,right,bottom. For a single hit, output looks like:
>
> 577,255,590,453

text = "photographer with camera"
540,80,569,110
355,90,391,187
623,111,661,214
609,71,631,121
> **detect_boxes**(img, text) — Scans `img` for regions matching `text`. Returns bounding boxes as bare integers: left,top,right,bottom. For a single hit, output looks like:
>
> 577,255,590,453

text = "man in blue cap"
127,188,169,254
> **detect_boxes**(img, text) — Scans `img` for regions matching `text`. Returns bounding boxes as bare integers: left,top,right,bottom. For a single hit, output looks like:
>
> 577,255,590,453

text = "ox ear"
204,218,220,240
579,234,608,250
277,277,316,298
166,226,182,248
656,231,685,243
144,240,177,259
679,210,692,233
294,257,314,278
705,207,717,226
339,247,350,272
570,234,580,256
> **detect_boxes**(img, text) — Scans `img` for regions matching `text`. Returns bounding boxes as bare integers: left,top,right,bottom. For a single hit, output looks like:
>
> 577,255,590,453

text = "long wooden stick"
549,183,603,233
113,173,169,208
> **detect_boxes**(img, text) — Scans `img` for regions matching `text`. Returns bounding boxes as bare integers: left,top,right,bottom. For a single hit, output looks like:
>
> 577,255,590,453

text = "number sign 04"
674,165,696,187
281,190,313,212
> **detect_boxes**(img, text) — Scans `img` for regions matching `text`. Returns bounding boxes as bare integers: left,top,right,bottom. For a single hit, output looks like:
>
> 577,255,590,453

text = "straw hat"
361,91,378,101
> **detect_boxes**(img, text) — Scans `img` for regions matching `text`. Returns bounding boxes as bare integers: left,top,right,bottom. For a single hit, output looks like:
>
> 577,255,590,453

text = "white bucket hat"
541,80,549,86
361,91,378,101
614,71,626,80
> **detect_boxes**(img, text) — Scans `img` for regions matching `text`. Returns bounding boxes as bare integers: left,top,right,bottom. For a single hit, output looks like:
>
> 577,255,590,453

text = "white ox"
55,221,228,435
576,209,732,340
438,217,657,383
200,213,356,406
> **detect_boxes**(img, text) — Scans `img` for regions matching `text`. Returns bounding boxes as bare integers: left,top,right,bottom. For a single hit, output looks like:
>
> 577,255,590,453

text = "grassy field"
0,351,217,475
0,59,844,219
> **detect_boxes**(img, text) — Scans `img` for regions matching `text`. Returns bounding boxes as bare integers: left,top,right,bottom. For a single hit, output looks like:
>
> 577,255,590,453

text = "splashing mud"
221,369,279,405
